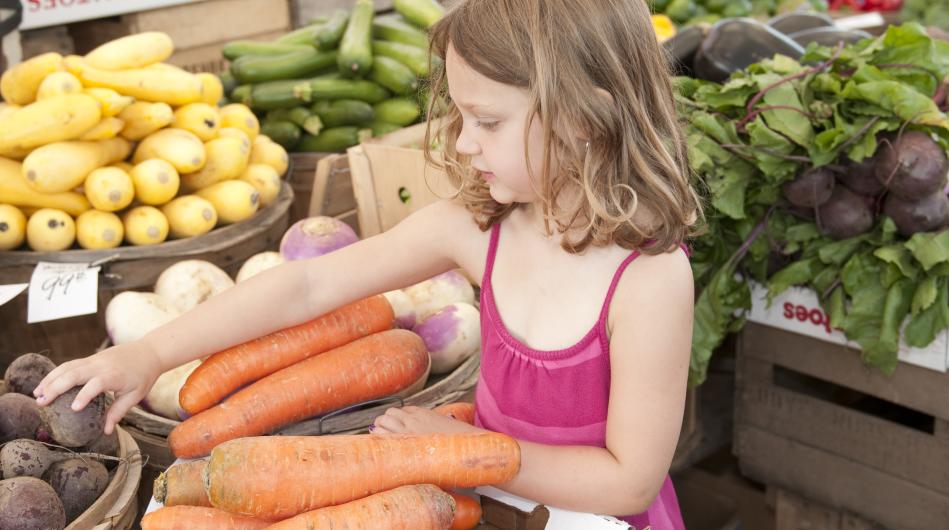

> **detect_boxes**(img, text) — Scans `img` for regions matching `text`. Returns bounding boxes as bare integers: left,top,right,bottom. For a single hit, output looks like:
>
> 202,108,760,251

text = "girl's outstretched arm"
33,200,474,433
373,248,694,515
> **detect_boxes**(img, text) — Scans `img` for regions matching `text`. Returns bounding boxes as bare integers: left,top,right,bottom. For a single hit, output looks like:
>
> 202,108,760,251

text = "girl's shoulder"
615,246,693,306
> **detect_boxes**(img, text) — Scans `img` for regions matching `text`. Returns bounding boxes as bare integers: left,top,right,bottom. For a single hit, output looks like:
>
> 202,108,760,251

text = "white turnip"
154,260,234,314
413,303,481,374
403,270,476,320
236,251,285,283
105,291,181,345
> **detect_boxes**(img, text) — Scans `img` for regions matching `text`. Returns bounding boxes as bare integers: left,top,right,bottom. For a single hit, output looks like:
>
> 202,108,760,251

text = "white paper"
27,262,100,323
833,12,886,31
0,283,28,307
475,486,632,529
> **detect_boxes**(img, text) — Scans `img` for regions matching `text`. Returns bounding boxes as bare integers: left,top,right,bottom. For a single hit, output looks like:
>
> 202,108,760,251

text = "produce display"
219,0,446,153
0,33,291,252
0,352,121,529
899,0,949,30
683,23,949,383
653,0,828,27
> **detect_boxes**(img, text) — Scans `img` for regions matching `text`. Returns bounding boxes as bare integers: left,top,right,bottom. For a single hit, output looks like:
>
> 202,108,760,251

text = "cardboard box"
746,282,949,373
70,0,290,55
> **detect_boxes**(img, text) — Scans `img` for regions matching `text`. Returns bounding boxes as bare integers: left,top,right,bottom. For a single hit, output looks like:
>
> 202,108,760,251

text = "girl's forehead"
446,45,524,112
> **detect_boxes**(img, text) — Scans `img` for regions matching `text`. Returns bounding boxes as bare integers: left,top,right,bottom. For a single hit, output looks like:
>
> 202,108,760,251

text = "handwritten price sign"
27,262,100,323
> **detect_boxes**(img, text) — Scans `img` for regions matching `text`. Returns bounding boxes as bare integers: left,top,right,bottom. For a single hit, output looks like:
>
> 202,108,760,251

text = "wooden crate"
735,322,949,530
290,0,394,27
773,488,883,530
69,0,290,54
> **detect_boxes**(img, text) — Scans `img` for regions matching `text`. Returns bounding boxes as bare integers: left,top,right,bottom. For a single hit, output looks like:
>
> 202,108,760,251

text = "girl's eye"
474,120,498,131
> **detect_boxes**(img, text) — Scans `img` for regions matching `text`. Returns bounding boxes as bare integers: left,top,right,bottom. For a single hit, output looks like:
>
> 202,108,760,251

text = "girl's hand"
370,406,481,435
33,342,163,435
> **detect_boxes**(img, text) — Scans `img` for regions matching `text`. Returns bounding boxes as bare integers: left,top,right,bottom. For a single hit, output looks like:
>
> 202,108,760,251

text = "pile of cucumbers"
218,0,444,153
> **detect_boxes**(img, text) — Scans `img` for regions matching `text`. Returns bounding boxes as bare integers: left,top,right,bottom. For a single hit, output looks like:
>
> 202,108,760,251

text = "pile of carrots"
144,413,509,530
167,294,438,459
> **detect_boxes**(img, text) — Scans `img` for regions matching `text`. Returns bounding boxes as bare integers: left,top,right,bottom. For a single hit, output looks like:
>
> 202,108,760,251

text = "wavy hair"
423,0,702,254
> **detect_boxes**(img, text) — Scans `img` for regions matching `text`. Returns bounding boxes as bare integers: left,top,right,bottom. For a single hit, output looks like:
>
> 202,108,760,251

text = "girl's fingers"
33,360,78,398
374,414,404,433
35,365,86,405
105,392,141,435
71,377,105,411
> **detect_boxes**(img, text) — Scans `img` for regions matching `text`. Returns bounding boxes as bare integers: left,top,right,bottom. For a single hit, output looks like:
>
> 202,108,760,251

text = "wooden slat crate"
290,0,395,27
735,322,949,530
773,488,884,530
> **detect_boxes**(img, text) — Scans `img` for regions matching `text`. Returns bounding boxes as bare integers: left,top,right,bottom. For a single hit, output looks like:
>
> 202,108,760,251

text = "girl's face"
446,45,549,205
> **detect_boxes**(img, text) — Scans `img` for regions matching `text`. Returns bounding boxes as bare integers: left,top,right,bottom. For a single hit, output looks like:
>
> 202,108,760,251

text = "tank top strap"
482,222,502,289
596,249,642,325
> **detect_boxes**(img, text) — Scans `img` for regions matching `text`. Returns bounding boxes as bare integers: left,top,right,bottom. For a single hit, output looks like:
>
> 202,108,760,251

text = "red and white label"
19,0,200,30
748,282,949,373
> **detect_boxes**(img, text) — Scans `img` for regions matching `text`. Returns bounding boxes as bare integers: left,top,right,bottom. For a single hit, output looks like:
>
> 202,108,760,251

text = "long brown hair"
423,0,702,254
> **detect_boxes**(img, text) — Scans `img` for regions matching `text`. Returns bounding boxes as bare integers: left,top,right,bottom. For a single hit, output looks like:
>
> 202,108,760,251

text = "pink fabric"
474,222,686,530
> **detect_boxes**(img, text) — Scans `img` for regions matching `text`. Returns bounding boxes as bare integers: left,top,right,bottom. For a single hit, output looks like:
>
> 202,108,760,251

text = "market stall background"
0,0,947,529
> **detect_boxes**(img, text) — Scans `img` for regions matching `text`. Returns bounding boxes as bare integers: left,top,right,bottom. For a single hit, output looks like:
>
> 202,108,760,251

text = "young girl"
34,0,700,527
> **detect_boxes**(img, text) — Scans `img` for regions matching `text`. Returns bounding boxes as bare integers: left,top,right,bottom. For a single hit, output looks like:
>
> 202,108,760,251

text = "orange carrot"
169,329,429,458
141,506,272,530
446,491,482,530
153,460,211,507
179,295,394,415
206,432,521,520
264,484,455,530
434,402,476,425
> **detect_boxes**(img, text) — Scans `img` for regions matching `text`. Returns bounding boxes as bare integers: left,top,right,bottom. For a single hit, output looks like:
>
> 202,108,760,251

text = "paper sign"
833,12,886,31
0,283,28,307
27,262,100,323
19,0,201,30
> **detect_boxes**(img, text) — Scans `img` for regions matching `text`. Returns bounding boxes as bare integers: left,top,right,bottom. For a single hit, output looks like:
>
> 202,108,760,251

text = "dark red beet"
839,155,886,196
817,186,875,239
4,353,56,397
884,191,949,237
782,167,836,208
0,393,43,444
0,477,66,530
875,131,948,200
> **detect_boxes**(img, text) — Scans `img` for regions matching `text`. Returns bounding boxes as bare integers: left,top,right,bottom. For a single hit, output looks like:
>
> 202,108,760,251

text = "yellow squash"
239,164,281,207
173,103,220,141
123,206,169,246
218,104,259,140
84,88,135,118
195,180,260,224
197,73,224,106
131,159,180,206
23,138,132,194
0,94,101,154
180,136,249,191
65,56,203,106
79,117,126,141
161,196,217,238
119,102,174,141
134,128,207,174
36,72,82,100
26,208,76,252
84,32,174,71
0,157,91,216
0,52,63,105
249,139,289,176
0,204,27,250
76,210,124,250
84,166,135,212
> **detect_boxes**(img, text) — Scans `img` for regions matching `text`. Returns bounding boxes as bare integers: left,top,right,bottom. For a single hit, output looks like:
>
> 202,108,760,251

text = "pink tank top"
474,222,686,530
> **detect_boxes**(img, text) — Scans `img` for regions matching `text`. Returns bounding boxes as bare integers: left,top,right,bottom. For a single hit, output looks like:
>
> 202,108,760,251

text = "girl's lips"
481,171,495,181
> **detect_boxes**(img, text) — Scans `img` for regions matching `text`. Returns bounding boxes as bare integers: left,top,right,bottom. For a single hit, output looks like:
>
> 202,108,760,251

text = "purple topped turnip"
279,216,359,261
403,270,476,321
414,303,481,374
383,289,417,329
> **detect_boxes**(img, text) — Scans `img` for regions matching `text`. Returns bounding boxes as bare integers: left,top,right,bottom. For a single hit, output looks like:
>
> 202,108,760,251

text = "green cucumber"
317,9,350,50
306,15,329,26
393,0,445,29
266,107,312,128
372,40,430,77
261,120,302,150
302,115,324,136
218,71,238,96
250,79,313,110
373,98,420,126
230,84,253,106
338,0,374,78
368,121,403,137
311,99,375,127
372,16,428,48
222,41,313,61
368,55,418,95
298,126,373,153
310,78,391,103
277,24,324,45
231,49,337,84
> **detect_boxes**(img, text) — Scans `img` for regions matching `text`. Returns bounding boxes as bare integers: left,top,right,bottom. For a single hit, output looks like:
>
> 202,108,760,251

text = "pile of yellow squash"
0,32,290,252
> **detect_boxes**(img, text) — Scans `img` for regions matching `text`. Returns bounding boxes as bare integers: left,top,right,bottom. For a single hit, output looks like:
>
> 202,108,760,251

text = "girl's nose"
455,124,480,156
